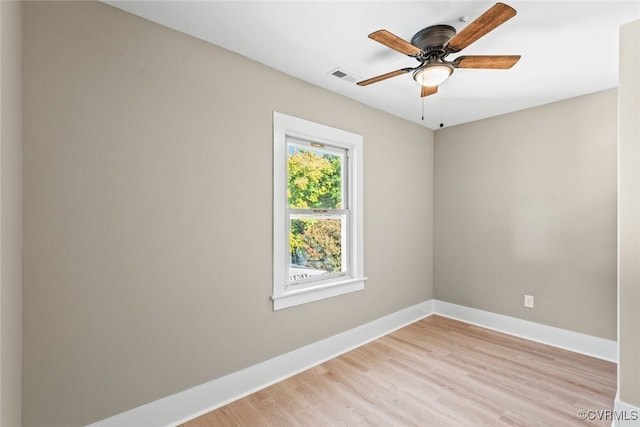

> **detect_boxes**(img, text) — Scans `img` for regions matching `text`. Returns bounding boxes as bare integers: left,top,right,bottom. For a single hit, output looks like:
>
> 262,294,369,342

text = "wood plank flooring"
182,315,616,426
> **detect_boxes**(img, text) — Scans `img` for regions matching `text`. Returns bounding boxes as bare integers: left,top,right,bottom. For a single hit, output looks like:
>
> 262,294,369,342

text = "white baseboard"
87,300,433,427
433,300,617,362
88,298,616,427
614,395,640,426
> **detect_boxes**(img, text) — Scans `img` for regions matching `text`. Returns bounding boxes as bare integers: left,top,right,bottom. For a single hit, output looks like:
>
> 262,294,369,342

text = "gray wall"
434,90,618,340
618,19,640,409
22,2,434,426
0,1,23,426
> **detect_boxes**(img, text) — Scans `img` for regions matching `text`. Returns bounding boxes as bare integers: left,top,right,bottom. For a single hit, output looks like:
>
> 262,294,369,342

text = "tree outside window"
287,142,347,283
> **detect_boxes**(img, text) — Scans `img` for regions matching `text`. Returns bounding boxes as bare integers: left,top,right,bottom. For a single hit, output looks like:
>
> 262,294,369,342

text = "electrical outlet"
524,294,534,309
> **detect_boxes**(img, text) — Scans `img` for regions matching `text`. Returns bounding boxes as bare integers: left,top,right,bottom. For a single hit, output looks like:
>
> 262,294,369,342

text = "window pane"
289,215,346,282
287,144,343,209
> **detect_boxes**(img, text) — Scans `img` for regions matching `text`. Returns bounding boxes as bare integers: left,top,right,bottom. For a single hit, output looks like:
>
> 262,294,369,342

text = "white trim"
433,300,617,362
272,111,365,310
271,278,366,310
87,301,433,427
87,299,617,426
613,394,640,426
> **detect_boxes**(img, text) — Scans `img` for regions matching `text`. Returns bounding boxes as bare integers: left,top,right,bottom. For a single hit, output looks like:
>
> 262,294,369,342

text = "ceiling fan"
357,2,521,97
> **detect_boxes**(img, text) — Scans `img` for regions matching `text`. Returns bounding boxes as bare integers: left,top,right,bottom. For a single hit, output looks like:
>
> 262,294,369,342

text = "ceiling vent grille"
328,67,360,83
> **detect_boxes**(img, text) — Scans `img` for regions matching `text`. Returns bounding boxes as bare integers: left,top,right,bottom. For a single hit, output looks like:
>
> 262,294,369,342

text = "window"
273,112,365,310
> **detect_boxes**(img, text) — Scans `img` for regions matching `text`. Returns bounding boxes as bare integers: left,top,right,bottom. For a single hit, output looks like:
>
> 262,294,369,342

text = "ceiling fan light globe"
413,64,453,87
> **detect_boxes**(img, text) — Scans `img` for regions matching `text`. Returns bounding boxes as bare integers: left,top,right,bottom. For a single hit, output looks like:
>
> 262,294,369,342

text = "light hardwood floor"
182,315,616,426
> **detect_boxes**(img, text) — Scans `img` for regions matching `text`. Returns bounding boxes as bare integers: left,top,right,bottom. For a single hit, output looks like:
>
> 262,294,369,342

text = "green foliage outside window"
288,148,343,274
287,150,341,209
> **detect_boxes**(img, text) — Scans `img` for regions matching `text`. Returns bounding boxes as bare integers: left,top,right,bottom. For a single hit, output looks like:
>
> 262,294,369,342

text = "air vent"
328,67,361,84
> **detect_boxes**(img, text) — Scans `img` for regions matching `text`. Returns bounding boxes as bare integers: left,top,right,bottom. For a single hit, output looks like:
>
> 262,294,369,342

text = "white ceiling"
105,1,640,130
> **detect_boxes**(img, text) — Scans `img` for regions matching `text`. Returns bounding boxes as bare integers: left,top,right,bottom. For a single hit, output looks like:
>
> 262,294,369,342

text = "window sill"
272,277,367,311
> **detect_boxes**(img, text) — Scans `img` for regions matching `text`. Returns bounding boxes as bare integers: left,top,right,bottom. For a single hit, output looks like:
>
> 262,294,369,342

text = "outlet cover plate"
524,294,534,309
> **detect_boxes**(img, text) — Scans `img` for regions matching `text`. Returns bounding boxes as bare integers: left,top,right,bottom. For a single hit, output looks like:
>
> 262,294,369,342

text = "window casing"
273,112,365,310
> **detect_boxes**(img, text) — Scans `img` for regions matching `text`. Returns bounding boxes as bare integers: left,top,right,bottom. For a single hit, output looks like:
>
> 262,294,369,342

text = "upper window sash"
286,137,347,210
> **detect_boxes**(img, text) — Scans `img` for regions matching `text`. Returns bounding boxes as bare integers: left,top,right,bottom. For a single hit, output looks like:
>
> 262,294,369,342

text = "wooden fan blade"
357,68,412,86
454,55,521,69
421,85,438,97
446,3,516,53
369,30,422,56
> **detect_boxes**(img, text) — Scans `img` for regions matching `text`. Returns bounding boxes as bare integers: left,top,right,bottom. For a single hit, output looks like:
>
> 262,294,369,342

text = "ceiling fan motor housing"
410,24,457,59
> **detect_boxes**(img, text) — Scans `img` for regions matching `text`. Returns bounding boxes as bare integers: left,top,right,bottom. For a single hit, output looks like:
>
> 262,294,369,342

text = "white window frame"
272,112,365,310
